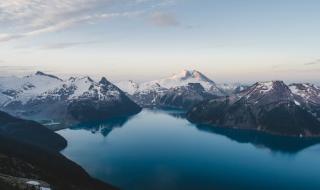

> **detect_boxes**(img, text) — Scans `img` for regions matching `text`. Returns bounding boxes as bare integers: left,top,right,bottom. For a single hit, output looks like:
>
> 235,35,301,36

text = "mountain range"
187,81,320,137
116,70,246,109
0,70,320,136
0,71,141,127
116,70,320,136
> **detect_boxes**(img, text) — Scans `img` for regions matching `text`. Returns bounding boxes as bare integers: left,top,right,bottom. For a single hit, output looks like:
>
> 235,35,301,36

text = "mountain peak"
99,77,111,85
35,71,62,81
170,69,192,80
254,81,288,93
257,80,284,85
240,80,293,106
68,76,94,84
191,70,214,83
170,69,214,83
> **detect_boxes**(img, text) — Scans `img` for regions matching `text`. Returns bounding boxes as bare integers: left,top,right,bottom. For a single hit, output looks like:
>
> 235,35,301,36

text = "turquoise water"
58,109,320,190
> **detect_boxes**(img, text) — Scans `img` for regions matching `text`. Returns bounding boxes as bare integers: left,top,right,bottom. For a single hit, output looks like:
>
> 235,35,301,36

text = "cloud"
0,33,24,42
0,11,143,42
304,59,320,66
40,41,97,49
149,11,180,27
0,0,172,43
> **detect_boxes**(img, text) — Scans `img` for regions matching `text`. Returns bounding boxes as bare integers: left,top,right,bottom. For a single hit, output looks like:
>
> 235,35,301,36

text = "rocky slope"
0,72,141,126
130,82,168,107
0,111,116,190
289,83,320,118
0,111,66,151
157,83,217,109
217,83,249,95
187,81,320,137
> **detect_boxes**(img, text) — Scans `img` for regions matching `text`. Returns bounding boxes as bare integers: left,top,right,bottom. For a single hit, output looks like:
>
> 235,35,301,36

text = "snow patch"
40,188,51,190
26,181,40,186
257,81,273,93
294,100,301,106
0,72,124,107
116,80,139,95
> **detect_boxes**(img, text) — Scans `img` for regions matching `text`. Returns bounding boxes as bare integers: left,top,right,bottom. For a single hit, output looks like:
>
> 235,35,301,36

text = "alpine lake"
57,109,320,190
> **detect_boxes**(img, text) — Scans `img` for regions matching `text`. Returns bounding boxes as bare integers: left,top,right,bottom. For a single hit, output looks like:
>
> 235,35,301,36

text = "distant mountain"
0,72,64,106
217,83,249,95
0,72,141,126
116,80,139,95
116,70,231,109
117,69,225,95
0,111,116,190
146,69,223,95
289,83,320,118
67,77,141,122
157,83,218,110
130,82,168,107
187,81,320,137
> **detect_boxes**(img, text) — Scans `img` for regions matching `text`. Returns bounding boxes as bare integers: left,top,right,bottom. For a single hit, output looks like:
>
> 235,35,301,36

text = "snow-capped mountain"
115,80,139,95
115,80,169,107
237,81,295,105
0,71,64,106
187,81,320,137
116,69,227,109
146,69,223,95
117,70,224,95
217,83,249,95
0,72,141,125
289,83,320,118
157,83,218,109
289,83,320,105
66,77,141,122
130,82,168,107
157,69,214,87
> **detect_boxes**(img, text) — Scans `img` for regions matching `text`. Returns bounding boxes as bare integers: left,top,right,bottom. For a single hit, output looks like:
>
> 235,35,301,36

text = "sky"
0,0,320,84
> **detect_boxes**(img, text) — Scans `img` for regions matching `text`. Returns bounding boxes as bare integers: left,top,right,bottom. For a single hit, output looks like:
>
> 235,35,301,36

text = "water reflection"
194,124,320,154
146,108,187,120
68,108,320,154
153,109,320,154
70,116,133,137
59,109,320,190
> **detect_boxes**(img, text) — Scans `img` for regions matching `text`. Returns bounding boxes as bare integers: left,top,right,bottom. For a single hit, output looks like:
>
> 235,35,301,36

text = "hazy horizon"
0,68,319,86
1,0,320,84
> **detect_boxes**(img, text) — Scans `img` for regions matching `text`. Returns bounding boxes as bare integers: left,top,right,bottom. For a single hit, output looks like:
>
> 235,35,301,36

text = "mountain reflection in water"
59,109,320,190
70,109,320,153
